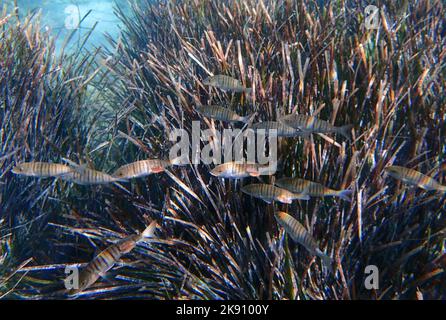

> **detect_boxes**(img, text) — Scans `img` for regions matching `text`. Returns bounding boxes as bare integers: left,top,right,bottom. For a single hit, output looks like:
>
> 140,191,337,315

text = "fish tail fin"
244,87,252,94
140,221,158,239
338,124,353,140
336,189,353,202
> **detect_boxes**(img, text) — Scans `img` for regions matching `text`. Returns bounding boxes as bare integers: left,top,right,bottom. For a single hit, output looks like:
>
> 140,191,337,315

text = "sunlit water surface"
9,0,129,52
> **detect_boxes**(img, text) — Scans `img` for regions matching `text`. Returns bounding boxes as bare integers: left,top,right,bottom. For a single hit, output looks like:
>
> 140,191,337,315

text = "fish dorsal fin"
62,158,88,173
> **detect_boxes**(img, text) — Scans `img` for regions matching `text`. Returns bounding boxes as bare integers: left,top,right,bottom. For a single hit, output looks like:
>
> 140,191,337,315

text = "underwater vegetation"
1,0,446,300
0,5,107,298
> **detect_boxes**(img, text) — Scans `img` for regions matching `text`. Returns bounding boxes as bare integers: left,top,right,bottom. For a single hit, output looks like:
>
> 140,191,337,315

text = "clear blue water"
11,0,129,52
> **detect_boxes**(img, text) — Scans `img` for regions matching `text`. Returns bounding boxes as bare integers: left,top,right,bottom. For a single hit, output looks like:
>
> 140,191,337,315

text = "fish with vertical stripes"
113,159,175,179
241,183,310,204
61,167,127,185
203,75,252,93
196,105,253,123
276,177,352,201
12,162,73,178
69,221,157,294
385,166,446,192
279,114,353,139
210,162,273,179
275,211,333,272
59,158,128,185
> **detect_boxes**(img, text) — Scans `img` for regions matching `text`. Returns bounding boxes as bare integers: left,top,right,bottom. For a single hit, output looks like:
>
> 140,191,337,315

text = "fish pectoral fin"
277,195,292,204
249,172,261,177
58,172,74,178
76,165,89,173
247,168,261,177
60,169,74,175
151,166,166,174
98,273,114,283
72,164,88,174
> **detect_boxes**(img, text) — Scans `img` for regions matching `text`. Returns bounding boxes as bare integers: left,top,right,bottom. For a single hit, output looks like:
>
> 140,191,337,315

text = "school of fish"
11,74,446,291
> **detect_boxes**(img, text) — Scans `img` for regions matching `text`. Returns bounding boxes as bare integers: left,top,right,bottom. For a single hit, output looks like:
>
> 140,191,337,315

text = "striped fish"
250,121,306,137
61,167,126,185
196,105,253,123
275,211,333,272
69,221,157,294
113,159,174,179
279,114,353,140
11,162,73,178
241,183,310,204
203,75,251,93
210,162,273,179
276,177,352,201
385,166,446,192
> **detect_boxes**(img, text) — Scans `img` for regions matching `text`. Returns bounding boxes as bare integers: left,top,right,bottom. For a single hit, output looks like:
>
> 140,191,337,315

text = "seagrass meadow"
0,0,445,300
